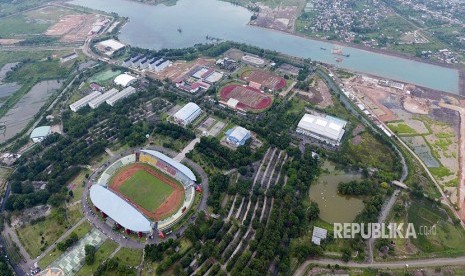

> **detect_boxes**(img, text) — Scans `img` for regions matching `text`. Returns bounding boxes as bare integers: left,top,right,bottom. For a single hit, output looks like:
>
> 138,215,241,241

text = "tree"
307,201,320,221
85,244,96,265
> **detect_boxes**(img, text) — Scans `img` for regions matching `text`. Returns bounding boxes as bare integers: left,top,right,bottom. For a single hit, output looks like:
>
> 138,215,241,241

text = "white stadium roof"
173,102,201,122
141,150,196,181
297,114,347,142
228,126,250,142
114,74,137,87
90,185,152,232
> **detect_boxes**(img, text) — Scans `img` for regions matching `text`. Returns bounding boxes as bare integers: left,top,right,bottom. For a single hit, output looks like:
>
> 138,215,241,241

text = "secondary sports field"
219,84,272,111
118,170,174,212
109,163,184,220
240,69,286,90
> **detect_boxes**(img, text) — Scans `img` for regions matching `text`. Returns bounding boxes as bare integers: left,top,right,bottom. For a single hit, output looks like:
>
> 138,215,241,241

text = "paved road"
174,138,200,162
294,257,465,276
439,102,465,220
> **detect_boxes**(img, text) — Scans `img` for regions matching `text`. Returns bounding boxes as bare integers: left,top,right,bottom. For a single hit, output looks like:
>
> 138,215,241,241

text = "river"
70,0,460,94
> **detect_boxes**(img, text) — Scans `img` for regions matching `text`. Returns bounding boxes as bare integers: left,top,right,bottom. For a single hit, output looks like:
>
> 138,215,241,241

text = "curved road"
294,257,465,276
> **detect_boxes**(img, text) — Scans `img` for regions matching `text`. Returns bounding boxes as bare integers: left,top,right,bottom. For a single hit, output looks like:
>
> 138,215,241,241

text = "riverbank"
247,23,465,97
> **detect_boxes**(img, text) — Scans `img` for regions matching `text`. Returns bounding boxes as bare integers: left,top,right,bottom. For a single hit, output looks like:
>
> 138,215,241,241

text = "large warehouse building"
69,91,101,112
225,126,251,146
296,113,347,146
173,102,202,126
88,88,119,109
106,86,137,106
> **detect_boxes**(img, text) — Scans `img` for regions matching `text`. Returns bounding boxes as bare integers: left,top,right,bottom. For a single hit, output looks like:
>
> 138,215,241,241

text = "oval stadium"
89,149,197,236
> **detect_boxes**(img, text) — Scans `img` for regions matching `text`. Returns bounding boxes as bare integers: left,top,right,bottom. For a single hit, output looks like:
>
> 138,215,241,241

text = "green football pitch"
118,170,174,212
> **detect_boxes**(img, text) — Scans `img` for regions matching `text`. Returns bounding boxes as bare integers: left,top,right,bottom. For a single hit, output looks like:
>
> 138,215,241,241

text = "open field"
109,163,184,220
37,221,92,268
0,16,50,38
240,69,286,90
16,211,70,258
113,248,143,267
408,198,465,256
219,84,273,111
89,69,121,83
76,239,118,276
118,170,174,212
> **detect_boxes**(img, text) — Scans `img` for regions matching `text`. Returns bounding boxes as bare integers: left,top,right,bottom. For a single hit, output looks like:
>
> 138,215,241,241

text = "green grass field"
89,69,121,83
118,170,174,212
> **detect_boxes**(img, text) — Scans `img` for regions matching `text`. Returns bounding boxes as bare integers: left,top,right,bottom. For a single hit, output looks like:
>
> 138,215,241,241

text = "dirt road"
439,102,465,220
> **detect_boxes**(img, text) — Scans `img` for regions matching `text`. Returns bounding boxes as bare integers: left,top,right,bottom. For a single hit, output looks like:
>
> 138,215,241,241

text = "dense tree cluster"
145,239,180,262
0,254,13,276
192,137,260,169
95,258,135,276
338,180,379,196
57,233,78,251
155,122,195,141
206,174,230,213
85,244,96,265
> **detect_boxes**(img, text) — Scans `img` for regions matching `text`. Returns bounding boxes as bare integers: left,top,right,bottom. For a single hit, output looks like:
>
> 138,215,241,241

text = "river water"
71,0,460,94
309,161,364,223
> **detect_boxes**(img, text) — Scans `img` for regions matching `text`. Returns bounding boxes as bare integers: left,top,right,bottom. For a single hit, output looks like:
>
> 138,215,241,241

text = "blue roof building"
225,126,251,146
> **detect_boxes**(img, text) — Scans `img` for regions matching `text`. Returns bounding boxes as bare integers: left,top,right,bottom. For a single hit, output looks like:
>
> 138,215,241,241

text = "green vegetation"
388,122,417,135
16,208,71,258
89,69,121,83
430,166,453,179
113,248,143,267
77,239,119,276
85,245,96,265
0,15,50,38
118,169,175,211
338,132,400,181
408,198,465,256
37,221,92,268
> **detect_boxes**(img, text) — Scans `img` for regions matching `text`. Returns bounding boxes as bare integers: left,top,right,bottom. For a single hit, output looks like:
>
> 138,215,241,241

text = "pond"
309,160,365,223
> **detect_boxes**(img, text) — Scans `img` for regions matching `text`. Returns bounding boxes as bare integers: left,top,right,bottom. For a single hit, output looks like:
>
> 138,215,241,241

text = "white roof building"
114,74,137,87
226,98,239,109
90,185,152,233
173,102,202,127
226,126,251,146
106,86,137,106
311,226,328,245
88,88,119,109
30,126,52,143
98,39,125,51
69,91,101,112
296,114,347,146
